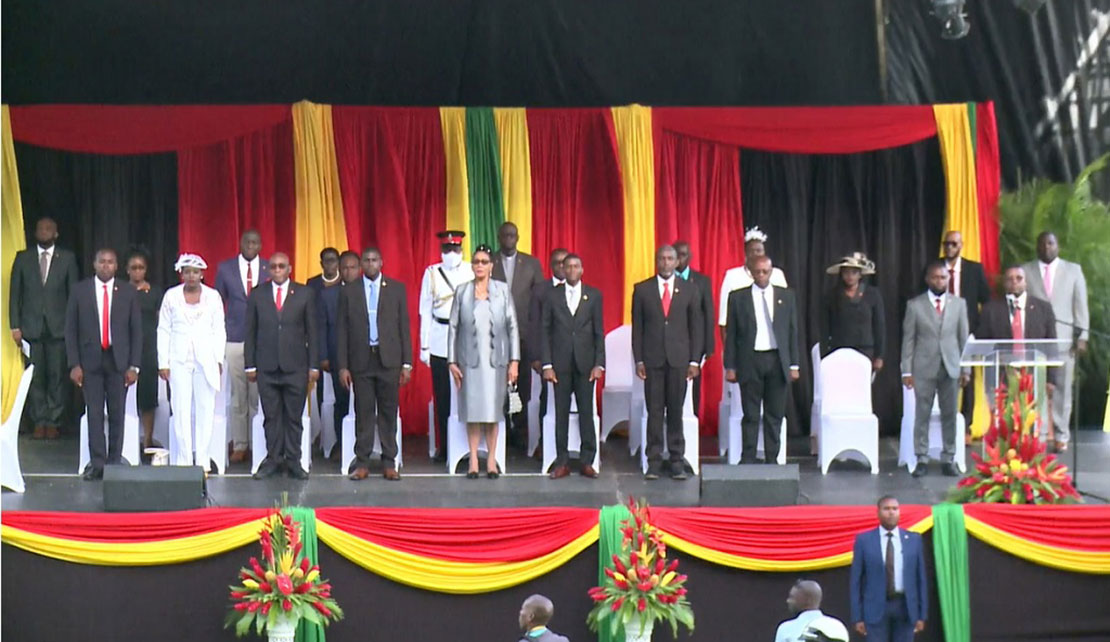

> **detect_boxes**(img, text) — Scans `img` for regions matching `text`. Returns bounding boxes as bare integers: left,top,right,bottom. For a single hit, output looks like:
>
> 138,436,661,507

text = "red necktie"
246,262,253,295
948,269,956,295
275,285,284,311
101,284,111,350
1011,302,1024,353
1043,265,1052,299
661,281,672,318
935,297,942,316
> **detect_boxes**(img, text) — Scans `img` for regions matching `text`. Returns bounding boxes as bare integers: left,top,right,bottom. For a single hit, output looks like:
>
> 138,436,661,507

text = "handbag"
507,382,523,415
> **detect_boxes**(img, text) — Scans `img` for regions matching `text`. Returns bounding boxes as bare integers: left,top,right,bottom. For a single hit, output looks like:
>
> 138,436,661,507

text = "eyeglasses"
271,263,289,269
472,259,491,265
943,241,960,247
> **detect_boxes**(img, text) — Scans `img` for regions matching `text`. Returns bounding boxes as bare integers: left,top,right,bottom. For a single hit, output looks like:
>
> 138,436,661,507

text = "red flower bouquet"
949,369,1079,504
225,511,343,636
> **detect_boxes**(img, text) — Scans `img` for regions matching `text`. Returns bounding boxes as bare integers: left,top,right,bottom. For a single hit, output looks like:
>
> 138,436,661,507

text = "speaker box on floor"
699,463,799,506
103,465,206,512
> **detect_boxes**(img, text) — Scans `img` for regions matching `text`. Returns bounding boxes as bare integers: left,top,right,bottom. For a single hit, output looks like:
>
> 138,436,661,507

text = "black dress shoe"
288,466,310,480
912,462,928,478
253,464,281,480
671,468,688,481
644,466,662,481
81,465,103,481
942,462,959,477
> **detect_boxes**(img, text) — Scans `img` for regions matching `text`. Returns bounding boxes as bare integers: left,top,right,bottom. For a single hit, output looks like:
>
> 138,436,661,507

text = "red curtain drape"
1,508,272,542
315,507,597,562
653,106,938,154
332,107,446,436
177,117,297,271
526,109,625,332
964,504,1110,551
975,102,1002,280
8,105,290,155
655,131,745,434
651,505,933,561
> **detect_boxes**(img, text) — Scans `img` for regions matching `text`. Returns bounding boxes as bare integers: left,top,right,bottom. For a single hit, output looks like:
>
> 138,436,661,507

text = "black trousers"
552,368,597,467
27,334,67,429
258,369,308,470
739,350,787,463
352,348,401,469
430,355,450,454
82,347,126,470
644,365,687,467
960,373,975,429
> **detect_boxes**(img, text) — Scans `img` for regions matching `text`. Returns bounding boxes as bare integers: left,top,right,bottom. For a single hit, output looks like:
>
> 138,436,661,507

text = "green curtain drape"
465,107,505,250
598,504,632,642
932,503,971,642
290,507,325,642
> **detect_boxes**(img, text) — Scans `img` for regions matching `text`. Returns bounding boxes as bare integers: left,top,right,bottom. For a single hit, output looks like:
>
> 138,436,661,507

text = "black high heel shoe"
466,471,480,480
486,463,501,479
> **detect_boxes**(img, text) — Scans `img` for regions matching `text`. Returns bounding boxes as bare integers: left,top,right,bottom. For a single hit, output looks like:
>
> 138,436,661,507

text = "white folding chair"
898,387,967,474
427,401,436,458
721,382,787,465
717,367,731,458
341,389,404,475
541,380,600,473
78,382,141,473
817,348,879,474
250,395,312,474
639,379,700,474
1,365,35,493
600,325,634,442
526,372,542,457
152,377,171,447
445,384,506,474
166,370,229,474
809,343,822,455
319,375,337,458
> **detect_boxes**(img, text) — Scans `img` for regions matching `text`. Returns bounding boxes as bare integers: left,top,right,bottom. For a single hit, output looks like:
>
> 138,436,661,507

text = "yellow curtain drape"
439,107,471,258
493,108,532,255
657,516,933,572
316,520,598,594
0,521,262,566
292,101,348,283
964,516,1110,574
611,105,656,324
1,105,28,424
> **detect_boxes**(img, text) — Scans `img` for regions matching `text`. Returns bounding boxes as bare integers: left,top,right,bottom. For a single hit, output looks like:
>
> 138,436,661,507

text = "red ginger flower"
276,574,294,596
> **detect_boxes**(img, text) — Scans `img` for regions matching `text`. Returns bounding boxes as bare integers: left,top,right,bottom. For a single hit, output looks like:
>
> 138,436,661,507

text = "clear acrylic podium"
960,338,1070,428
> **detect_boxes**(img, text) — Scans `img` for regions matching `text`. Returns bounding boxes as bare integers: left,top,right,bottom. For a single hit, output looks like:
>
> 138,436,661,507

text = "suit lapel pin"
583,294,588,301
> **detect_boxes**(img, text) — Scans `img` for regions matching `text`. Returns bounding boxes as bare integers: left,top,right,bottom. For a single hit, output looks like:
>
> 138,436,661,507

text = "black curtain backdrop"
13,142,179,289
740,138,948,435
1,0,881,107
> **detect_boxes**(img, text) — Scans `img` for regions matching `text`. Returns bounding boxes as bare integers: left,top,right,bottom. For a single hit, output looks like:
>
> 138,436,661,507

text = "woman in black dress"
823,252,885,372
126,248,165,449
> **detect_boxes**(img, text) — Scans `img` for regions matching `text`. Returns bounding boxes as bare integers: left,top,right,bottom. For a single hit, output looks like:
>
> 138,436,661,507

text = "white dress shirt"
238,254,261,295
94,277,115,347
1006,292,1027,336
38,245,54,279
880,526,904,593
931,291,948,315
501,251,516,288
774,609,825,642
718,265,788,325
551,276,564,287
272,281,287,308
657,274,676,300
565,282,581,315
752,284,775,351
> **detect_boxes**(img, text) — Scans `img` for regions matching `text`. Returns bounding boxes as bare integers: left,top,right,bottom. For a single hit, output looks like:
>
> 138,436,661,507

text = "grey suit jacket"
900,292,969,380
1022,259,1089,343
447,280,521,368
492,251,544,359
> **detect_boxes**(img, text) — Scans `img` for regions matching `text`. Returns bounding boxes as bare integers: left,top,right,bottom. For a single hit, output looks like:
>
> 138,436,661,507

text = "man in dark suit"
850,496,928,642
245,252,318,480
337,247,413,481
674,241,716,418
723,255,800,464
541,254,605,479
9,217,79,439
64,249,141,480
215,229,268,463
976,265,1061,394
632,245,703,480
492,222,545,448
943,230,990,427
317,251,361,459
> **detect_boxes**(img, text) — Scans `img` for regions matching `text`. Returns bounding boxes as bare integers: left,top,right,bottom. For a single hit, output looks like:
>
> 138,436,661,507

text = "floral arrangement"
950,369,1079,504
587,498,694,637
225,511,344,636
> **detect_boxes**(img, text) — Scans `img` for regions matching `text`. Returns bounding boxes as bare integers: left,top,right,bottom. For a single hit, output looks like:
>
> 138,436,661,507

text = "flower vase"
623,616,654,642
267,614,299,642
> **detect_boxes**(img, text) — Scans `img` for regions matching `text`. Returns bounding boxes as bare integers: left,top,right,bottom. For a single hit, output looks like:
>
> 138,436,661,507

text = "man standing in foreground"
774,580,827,642
850,496,927,642
517,594,569,642
245,253,318,480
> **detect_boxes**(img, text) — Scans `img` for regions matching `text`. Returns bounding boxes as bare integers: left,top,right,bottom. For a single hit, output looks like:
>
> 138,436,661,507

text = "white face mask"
441,251,462,269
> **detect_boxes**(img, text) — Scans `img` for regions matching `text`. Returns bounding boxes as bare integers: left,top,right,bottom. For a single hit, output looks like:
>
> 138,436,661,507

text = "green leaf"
234,613,254,637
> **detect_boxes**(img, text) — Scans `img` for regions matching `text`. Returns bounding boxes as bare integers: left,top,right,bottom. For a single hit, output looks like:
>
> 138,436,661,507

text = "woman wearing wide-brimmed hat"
822,252,886,372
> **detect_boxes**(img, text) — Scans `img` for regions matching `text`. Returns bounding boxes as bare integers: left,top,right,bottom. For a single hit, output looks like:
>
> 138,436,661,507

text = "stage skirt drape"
332,106,446,436
0,508,273,565
963,504,1110,573
1,106,27,424
931,503,971,642
177,116,297,273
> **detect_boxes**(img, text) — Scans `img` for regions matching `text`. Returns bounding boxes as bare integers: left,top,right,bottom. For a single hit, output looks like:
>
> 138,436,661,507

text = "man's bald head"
786,579,822,613
268,252,291,285
519,594,554,629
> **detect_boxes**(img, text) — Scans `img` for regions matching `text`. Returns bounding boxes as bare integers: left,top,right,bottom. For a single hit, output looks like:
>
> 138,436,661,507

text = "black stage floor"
4,428,1108,512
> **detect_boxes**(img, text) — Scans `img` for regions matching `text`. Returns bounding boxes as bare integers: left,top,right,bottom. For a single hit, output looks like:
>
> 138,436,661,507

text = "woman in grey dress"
447,245,520,479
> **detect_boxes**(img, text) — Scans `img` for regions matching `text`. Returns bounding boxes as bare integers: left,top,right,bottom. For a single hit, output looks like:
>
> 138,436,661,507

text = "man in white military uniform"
420,230,475,462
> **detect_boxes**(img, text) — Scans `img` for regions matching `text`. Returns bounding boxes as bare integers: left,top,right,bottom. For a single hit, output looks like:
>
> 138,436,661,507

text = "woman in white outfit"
157,254,226,470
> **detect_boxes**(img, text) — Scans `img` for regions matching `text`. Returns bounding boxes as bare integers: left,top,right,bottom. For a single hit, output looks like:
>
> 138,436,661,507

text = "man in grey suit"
1022,231,1089,452
901,261,970,477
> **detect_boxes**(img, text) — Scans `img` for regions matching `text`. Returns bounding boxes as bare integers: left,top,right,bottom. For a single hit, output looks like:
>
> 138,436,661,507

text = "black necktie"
885,532,896,598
